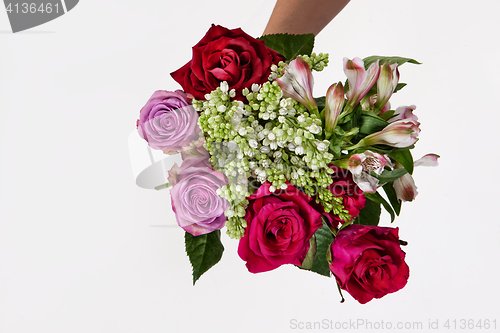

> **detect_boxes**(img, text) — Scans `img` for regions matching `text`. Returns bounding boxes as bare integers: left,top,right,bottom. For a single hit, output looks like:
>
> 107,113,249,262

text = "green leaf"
383,182,401,216
378,110,395,121
359,111,389,135
185,230,224,285
389,149,414,174
355,197,381,226
298,235,316,270
310,226,334,277
362,56,421,69
394,82,407,93
339,103,362,128
365,191,395,223
258,33,314,61
372,168,408,183
329,129,345,158
315,96,326,110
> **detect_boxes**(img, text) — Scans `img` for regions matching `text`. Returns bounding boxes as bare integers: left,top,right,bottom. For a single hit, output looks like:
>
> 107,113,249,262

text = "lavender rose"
168,159,228,236
137,90,199,152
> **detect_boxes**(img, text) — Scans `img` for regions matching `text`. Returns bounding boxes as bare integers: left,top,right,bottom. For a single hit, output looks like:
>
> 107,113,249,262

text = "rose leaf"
355,197,381,226
185,230,224,285
364,191,396,223
258,33,315,61
298,235,317,270
310,226,334,277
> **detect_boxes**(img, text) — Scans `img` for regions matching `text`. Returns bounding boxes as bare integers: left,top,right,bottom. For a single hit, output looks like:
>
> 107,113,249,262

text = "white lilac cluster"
194,55,350,238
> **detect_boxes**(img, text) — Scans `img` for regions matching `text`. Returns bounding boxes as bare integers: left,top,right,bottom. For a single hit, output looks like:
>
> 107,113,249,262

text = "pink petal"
414,154,440,167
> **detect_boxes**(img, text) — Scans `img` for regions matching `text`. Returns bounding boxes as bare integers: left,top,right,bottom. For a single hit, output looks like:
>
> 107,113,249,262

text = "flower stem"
155,182,171,191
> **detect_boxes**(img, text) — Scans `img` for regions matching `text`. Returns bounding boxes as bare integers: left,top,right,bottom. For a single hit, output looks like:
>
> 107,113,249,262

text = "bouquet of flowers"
135,24,438,304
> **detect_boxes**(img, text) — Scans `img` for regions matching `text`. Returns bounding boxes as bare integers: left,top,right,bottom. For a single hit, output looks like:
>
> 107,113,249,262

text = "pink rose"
168,159,228,236
137,90,199,152
329,225,409,304
238,182,322,273
322,165,366,226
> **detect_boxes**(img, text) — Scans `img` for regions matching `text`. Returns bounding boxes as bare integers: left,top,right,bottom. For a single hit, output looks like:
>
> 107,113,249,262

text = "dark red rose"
238,182,322,273
322,165,366,227
329,225,409,304
171,24,285,101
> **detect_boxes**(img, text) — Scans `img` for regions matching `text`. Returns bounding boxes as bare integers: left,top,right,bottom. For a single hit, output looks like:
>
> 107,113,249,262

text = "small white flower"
269,185,277,193
252,83,260,93
298,115,306,123
270,141,278,150
249,139,258,149
229,89,236,98
291,171,298,180
291,156,300,165
217,105,226,113
268,132,276,141
220,81,229,94
294,136,302,145
288,143,296,151
273,151,282,159
225,209,234,218
238,127,247,136
316,141,328,152
295,146,305,155
307,124,321,134
261,112,270,120
260,146,271,154
297,168,305,176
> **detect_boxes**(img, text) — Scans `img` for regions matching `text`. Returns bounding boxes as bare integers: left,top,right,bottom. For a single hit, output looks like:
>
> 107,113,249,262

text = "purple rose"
137,90,199,151
168,160,228,236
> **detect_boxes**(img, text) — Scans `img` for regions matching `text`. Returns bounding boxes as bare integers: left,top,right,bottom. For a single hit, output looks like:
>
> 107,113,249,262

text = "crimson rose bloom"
238,182,322,273
171,24,285,101
323,165,366,226
329,225,409,304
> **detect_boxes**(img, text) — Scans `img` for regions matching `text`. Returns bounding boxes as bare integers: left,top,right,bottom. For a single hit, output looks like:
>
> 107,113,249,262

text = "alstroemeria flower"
343,57,380,113
393,153,440,201
361,95,391,113
276,57,317,111
325,82,344,134
361,119,420,148
375,63,399,113
348,151,387,192
390,105,418,123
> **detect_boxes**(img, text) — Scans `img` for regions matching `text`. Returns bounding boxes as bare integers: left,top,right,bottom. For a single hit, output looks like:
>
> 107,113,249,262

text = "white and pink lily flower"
360,118,420,148
393,172,418,202
275,57,317,112
348,150,387,192
343,57,380,114
393,153,440,201
414,153,440,167
361,94,391,113
389,105,418,123
375,63,399,113
325,82,345,135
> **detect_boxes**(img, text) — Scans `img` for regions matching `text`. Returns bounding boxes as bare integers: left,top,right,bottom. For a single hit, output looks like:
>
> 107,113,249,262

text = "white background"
1,1,499,332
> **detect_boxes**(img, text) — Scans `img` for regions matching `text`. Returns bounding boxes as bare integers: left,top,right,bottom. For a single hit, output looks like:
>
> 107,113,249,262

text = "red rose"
329,225,409,304
322,165,366,226
171,24,285,101
238,182,322,273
